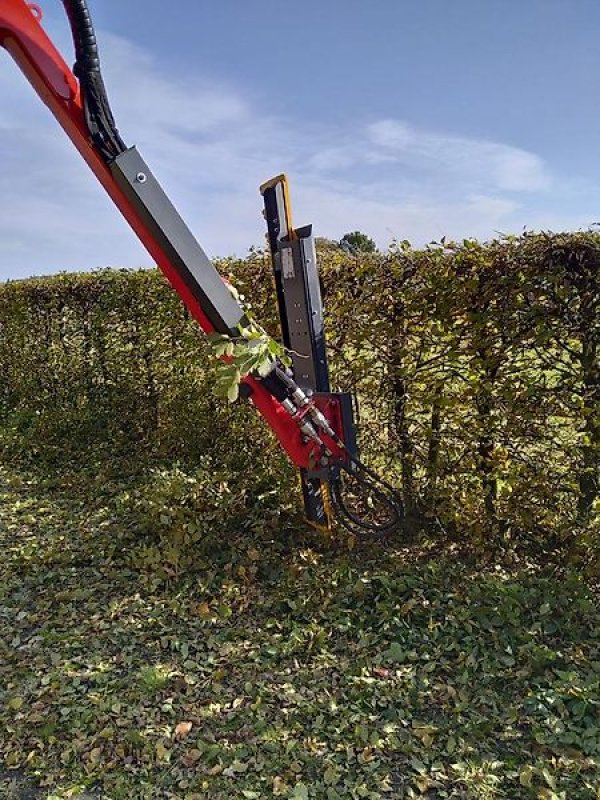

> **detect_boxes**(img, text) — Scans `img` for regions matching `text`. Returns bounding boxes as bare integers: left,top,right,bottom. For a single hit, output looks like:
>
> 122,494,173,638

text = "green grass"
1,455,599,799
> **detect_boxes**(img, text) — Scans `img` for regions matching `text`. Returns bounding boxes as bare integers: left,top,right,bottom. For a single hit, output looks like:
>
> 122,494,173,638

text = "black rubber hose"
259,370,291,403
61,0,126,161
331,460,403,537
61,0,100,74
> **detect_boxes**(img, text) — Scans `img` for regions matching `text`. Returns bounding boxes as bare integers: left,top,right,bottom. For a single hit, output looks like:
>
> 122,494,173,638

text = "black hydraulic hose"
61,0,99,72
331,457,404,537
61,0,127,162
259,370,290,403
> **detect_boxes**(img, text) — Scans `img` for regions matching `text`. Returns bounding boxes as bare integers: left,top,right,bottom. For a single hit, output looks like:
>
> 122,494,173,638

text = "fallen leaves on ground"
1,458,599,799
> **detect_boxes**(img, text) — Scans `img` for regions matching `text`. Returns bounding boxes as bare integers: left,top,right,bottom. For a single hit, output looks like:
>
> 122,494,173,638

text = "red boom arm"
0,0,327,470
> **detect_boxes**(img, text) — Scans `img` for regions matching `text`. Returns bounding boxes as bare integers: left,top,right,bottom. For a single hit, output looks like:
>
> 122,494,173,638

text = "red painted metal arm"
0,0,325,469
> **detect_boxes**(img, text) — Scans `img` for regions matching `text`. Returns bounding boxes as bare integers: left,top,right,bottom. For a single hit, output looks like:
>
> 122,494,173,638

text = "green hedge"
1,232,599,552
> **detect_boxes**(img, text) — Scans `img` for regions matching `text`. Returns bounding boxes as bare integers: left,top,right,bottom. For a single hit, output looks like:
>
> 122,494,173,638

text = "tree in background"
339,231,377,254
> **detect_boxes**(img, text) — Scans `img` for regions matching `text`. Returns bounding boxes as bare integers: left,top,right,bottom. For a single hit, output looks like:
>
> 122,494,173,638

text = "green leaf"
155,741,170,762
257,358,274,378
386,642,405,663
227,382,240,403
324,765,339,785
519,765,534,787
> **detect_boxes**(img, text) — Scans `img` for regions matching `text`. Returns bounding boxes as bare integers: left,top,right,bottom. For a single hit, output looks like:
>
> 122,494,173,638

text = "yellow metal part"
259,173,296,241
259,173,287,194
303,478,335,533
321,481,335,528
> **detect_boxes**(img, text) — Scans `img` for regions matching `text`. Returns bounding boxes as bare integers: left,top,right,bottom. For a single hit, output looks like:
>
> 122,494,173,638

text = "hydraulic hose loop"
332,459,404,537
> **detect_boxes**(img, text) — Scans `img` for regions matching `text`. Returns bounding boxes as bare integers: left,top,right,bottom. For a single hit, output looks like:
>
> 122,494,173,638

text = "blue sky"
1,0,600,278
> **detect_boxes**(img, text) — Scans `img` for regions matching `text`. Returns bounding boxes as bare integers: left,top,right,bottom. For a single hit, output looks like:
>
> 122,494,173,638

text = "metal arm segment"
0,0,342,472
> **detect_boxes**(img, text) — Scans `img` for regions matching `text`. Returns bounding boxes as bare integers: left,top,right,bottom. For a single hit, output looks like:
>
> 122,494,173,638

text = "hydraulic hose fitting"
279,397,322,445
280,398,298,416
306,406,338,440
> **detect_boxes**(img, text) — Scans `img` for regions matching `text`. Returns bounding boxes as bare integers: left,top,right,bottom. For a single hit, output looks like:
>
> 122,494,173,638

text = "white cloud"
294,182,520,248
366,119,550,192
0,28,590,281
304,120,550,195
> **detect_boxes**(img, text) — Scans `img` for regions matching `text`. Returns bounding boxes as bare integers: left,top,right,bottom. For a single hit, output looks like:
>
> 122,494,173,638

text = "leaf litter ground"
1,458,599,799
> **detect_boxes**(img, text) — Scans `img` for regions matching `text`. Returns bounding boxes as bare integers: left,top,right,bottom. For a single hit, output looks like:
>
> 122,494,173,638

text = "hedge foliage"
1,231,599,554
